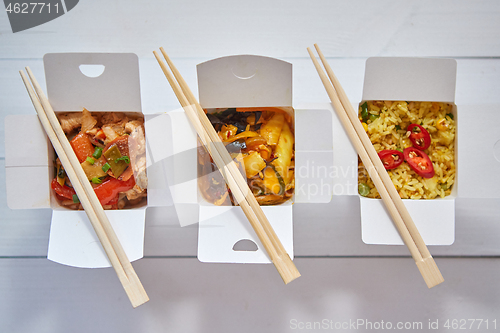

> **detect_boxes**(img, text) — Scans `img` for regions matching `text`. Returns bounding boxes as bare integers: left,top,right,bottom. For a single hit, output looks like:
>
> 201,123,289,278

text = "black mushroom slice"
207,113,224,132
225,138,246,153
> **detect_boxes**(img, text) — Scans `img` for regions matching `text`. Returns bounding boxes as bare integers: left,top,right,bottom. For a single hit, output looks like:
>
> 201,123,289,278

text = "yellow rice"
358,101,456,199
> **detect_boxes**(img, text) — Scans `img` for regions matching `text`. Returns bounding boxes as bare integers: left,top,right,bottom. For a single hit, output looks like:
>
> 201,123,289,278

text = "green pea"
358,183,371,197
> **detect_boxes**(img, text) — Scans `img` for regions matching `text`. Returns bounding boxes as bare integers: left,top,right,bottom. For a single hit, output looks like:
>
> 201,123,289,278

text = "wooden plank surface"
1,258,500,333
1,0,500,331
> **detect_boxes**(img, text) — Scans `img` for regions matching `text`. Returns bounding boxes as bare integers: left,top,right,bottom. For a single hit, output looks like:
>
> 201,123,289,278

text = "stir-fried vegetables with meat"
53,108,147,209
198,107,295,206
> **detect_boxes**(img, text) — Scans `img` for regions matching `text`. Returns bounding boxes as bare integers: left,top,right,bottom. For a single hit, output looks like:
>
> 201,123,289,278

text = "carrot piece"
70,133,94,163
118,165,134,181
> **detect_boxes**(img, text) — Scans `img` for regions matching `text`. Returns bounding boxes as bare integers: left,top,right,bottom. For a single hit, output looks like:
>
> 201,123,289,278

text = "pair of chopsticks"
20,68,149,307
153,48,301,284
308,44,444,288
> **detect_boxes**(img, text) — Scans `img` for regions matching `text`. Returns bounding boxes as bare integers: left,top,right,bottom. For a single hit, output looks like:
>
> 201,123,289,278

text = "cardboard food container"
356,57,458,245
5,53,170,268
165,55,355,264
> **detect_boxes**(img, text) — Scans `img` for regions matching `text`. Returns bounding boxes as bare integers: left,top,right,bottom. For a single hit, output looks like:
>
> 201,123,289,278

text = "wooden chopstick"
308,46,444,288
157,48,297,271
20,68,149,307
312,45,436,261
153,50,300,284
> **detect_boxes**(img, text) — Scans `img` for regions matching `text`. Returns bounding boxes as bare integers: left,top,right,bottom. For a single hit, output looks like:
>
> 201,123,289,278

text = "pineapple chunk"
272,121,294,184
243,151,266,178
260,113,285,146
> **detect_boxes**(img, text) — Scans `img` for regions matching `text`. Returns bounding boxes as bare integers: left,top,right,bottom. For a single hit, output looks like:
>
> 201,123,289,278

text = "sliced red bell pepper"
407,124,431,150
93,176,136,205
403,147,435,178
378,150,404,170
51,178,76,200
70,132,95,163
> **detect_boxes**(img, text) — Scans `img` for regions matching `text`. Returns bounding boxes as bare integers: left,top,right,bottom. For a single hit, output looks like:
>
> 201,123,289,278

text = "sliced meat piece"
125,120,144,134
58,113,82,134
101,112,128,125
124,184,147,201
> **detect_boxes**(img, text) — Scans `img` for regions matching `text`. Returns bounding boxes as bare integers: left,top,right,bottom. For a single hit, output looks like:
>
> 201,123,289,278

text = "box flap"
5,115,52,209
457,104,500,198
361,197,455,245
198,205,293,263
363,57,457,103
5,115,51,167
47,208,146,268
43,53,141,112
163,109,200,226
6,166,51,209
197,55,292,108
294,107,334,203
143,113,175,207
294,103,358,201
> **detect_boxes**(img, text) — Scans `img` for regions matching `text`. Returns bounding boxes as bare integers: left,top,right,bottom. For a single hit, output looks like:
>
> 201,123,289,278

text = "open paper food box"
5,53,171,268
164,55,359,263
357,57,458,245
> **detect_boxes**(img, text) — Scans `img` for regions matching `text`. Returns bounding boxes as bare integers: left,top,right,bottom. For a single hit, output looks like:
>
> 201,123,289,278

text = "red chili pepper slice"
93,176,136,205
403,147,435,178
378,150,404,170
407,124,431,150
51,178,76,200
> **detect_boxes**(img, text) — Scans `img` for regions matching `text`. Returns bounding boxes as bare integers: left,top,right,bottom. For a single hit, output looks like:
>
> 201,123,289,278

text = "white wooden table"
1,1,500,332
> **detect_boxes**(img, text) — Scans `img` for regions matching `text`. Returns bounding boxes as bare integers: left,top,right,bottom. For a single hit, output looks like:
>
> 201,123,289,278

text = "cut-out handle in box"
197,55,292,108
43,53,141,112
